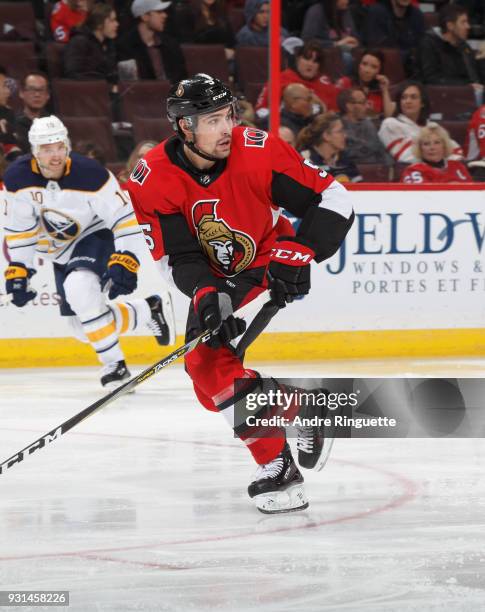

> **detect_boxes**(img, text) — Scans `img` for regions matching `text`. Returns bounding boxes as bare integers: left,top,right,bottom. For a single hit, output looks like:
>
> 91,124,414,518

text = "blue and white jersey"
3,153,142,266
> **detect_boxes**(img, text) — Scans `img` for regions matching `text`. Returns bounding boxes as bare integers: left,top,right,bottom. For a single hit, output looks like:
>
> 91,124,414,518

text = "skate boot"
100,360,131,388
146,293,175,346
296,388,335,472
248,443,308,514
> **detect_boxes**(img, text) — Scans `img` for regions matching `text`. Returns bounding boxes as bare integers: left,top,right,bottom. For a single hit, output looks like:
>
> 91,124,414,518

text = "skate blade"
254,483,309,514
313,434,335,472
162,292,176,346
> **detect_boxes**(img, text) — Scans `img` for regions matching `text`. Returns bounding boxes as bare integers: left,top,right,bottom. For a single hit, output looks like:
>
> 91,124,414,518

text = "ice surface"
0,360,484,611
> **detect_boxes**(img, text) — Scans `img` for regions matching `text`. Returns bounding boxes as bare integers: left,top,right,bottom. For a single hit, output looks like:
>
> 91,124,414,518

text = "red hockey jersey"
127,126,353,296
50,0,87,43
465,104,485,161
401,160,473,184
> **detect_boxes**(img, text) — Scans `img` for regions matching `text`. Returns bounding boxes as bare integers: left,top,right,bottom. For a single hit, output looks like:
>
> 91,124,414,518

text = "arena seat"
357,163,394,183
52,80,111,118
46,42,65,78
440,120,469,149
181,44,230,83
322,47,346,81
119,80,171,122
0,42,37,80
426,85,477,120
62,116,118,162
227,7,244,33
0,2,36,41
243,81,264,106
132,117,174,143
236,47,268,88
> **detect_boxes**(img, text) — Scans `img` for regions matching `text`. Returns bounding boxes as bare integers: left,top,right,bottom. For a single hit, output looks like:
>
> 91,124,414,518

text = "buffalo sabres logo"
192,200,255,276
41,208,80,242
130,159,151,185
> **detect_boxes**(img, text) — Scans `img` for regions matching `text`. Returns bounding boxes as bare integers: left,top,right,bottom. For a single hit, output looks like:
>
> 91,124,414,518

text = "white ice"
0,360,484,612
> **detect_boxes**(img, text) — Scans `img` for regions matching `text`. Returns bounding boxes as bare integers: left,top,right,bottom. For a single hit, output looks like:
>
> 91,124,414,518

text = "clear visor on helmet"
182,101,240,136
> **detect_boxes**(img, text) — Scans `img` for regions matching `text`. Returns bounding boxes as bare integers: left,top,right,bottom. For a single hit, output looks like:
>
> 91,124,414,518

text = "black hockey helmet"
167,73,239,161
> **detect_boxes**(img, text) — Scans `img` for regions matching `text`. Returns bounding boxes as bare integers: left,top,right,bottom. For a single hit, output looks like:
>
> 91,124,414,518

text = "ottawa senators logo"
243,127,268,148
130,159,151,185
192,200,255,276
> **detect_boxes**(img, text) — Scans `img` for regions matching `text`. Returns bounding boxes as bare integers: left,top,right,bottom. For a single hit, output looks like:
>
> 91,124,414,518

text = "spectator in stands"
63,3,119,89
236,0,288,46
278,125,296,147
378,81,463,164
465,104,485,160
364,0,425,77
118,139,157,185
401,123,472,183
50,0,92,43
296,111,363,182
183,0,236,61
14,72,51,153
0,66,21,162
336,49,396,118
278,83,316,137
256,40,340,123
301,0,359,73
418,4,485,105
117,0,187,82
456,0,484,29
338,87,393,165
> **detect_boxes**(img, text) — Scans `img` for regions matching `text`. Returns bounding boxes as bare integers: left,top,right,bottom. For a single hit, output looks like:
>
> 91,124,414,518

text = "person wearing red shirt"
401,123,472,183
126,74,354,514
255,39,340,122
465,104,485,161
50,0,91,43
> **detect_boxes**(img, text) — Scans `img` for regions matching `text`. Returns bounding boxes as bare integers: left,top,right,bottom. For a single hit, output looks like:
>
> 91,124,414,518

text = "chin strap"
183,138,221,163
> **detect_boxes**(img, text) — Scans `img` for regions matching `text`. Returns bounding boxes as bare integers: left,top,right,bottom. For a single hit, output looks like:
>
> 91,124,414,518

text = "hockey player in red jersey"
127,74,354,513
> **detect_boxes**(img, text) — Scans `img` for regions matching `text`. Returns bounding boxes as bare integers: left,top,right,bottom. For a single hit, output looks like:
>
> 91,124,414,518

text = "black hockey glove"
193,285,247,349
4,262,37,307
104,251,140,299
268,238,315,308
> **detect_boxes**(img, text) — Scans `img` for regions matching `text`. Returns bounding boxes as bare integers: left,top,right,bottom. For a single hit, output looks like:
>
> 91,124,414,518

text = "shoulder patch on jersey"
243,127,268,148
130,159,151,185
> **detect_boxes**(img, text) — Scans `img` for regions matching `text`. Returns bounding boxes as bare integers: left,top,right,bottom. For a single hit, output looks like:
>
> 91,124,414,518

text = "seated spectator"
118,140,158,185
364,0,425,77
256,40,340,122
278,125,296,147
301,0,359,73
63,3,119,89
401,123,472,183
0,67,21,161
465,104,485,160
338,87,393,165
418,4,484,105
236,0,288,46
73,140,106,165
378,81,463,163
50,0,92,43
278,84,317,137
296,111,363,182
337,49,396,117
183,0,236,61
14,72,51,153
117,0,187,83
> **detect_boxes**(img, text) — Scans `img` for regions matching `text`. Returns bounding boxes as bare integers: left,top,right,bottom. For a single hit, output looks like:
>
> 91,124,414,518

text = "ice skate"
146,293,175,346
248,443,308,514
296,388,335,472
100,359,131,389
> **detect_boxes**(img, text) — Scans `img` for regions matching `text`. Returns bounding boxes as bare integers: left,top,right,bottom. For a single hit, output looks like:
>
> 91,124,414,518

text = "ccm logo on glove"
270,241,315,265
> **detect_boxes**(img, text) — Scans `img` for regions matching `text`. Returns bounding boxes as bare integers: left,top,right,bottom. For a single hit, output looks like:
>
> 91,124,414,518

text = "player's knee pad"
63,269,105,318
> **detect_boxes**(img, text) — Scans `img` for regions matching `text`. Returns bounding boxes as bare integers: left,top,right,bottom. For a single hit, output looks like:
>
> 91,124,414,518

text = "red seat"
236,47,268,88
426,85,476,120
132,117,174,143
440,120,469,149
357,163,394,183
0,42,37,80
62,116,118,162
0,2,36,40
46,42,65,78
182,44,230,83
119,80,171,122
52,79,111,118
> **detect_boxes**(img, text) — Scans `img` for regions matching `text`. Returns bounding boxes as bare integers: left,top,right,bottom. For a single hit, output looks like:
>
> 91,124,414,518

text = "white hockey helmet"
28,115,71,155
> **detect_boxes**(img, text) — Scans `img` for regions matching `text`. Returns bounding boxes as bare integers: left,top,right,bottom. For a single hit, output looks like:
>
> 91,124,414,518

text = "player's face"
193,106,235,159
421,134,445,163
358,54,381,84
296,53,320,80
400,86,422,120
35,141,68,179
102,11,119,39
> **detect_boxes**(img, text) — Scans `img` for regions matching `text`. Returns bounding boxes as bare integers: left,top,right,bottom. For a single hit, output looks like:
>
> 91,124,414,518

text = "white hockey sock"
111,298,151,335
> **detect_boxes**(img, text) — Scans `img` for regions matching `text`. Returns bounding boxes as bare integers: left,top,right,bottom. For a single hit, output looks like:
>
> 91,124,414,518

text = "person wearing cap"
235,0,288,47
116,0,187,82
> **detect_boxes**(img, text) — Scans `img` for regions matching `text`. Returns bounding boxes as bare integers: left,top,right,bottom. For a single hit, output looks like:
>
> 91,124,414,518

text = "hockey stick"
0,290,271,475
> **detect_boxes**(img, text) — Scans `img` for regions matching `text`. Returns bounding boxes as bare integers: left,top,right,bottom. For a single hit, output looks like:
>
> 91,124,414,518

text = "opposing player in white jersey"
3,116,175,387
